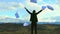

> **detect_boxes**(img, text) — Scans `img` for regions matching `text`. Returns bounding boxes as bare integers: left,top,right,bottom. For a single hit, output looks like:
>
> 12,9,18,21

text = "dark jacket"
30,13,37,22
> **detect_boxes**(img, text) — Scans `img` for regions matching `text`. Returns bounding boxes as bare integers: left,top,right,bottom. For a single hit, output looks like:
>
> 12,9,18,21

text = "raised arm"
24,7,31,14
36,9,43,14
36,6,46,14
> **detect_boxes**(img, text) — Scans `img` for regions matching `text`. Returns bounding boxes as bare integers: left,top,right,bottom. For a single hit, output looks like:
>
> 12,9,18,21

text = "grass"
0,23,60,34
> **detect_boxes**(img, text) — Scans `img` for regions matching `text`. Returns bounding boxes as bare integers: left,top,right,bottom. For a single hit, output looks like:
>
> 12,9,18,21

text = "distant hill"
0,17,60,25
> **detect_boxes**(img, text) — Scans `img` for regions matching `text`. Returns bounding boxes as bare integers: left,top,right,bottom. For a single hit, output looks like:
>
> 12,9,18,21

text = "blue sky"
0,0,60,22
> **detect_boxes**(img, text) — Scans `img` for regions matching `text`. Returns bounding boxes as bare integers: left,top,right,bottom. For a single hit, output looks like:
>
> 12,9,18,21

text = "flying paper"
30,0,37,3
42,6,46,10
23,22,30,26
15,12,19,18
47,5,54,10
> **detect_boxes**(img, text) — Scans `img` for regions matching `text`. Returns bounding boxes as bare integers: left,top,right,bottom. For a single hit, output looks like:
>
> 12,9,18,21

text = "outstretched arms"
24,7,31,14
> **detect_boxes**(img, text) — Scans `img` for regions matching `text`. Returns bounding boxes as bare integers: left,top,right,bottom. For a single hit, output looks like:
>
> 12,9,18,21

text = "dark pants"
31,22,37,34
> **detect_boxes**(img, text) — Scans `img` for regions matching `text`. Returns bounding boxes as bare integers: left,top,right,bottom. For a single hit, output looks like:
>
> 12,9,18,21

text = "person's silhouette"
24,7,44,34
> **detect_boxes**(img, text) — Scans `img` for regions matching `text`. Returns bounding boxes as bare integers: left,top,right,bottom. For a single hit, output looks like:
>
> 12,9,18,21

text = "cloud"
0,15,16,19
26,0,30,2
7,6,17,10
0,0,18,2
38,0,43,2
0,2,18,11
0,0,60,22
51,16,60,22
38,19,56,22
24,1,42,12
18,3,25,8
